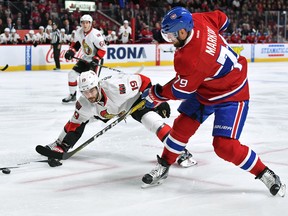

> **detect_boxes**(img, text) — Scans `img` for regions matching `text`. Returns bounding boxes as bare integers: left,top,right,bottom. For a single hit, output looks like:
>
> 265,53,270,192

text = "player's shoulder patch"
119,84,126,94
76,101,82,110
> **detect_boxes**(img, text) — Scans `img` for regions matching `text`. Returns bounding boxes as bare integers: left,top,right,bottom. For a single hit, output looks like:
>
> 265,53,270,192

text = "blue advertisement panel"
25,46,32,71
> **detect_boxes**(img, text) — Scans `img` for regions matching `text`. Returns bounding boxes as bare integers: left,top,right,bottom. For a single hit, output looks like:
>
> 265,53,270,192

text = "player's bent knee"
212,136,243,163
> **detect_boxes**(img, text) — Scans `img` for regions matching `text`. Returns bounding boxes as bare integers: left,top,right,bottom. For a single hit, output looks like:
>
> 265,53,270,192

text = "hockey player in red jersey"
44,70,197,168
141,7,286,197
62,14,107,103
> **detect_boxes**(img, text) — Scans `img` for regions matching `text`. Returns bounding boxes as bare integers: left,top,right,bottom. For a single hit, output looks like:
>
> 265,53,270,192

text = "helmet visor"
161,30,178,43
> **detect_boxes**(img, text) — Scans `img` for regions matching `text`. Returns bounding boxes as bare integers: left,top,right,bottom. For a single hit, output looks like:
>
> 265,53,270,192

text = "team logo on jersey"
99,41,105,47
82,39,92,55
119,84,126,94
76,101,82,110
170,14,177,20
74,111,80,119
100,110,115,119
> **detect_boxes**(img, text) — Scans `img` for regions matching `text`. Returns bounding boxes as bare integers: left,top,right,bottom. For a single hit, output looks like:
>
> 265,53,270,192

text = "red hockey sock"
213,136,266,176
161,114,200,165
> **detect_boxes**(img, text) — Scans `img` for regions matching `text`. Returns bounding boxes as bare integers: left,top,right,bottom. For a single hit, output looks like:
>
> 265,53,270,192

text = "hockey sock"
68,70,79,94
212,136,266,176
162,114,200,165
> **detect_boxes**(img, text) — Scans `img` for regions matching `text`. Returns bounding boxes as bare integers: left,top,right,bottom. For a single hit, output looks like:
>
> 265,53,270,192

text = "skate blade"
179,158,198,168
141,179,164,189
277,184,286,197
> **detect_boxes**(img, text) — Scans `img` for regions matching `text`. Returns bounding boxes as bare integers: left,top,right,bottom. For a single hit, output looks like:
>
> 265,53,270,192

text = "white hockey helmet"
80,14,93,23
4,28,10,32
11,28,16,33
29,30,34,34
79,70,100,92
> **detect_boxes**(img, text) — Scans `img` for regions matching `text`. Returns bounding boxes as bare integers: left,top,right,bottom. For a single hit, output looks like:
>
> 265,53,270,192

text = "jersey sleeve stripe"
219,18,229,32
172,85,196,99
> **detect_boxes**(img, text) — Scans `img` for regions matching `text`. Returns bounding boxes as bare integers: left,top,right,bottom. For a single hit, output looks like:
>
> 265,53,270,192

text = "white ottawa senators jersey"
73,27,107,61
69,73,143,125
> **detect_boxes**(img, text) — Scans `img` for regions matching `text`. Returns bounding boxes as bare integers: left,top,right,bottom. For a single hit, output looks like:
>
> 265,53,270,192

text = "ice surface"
0,63,287,216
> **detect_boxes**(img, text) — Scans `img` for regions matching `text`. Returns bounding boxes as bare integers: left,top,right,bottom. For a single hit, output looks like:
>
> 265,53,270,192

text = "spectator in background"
0,28,10,44
19,0,31,26
245,32,256,43
13,13,23,27
0,18,4,34
0,5,5,23
72,7,82,22
5,17,13,31
152,22,165,43
63,19,73,34
41,12,51,28
14,18,24,30
139,24,153,43
10,28,22,44
26,19,37,30
50,22,61,70
118,20,132,43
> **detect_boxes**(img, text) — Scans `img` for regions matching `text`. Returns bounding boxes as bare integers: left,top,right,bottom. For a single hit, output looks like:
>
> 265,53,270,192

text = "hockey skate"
142,155,170,188
177,149,197,167
256,167,286,197
45,140,70,153
41,140,68,167
62,92,76,104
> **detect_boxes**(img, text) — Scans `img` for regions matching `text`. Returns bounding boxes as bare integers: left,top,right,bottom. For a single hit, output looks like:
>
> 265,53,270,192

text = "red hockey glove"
65,49,75,60
142,84,168,108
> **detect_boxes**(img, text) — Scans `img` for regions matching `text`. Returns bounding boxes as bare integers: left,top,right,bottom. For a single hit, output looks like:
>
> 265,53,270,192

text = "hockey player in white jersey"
63,14,107,104
10,28,22,44
23,30,37,44
45,70,197,168
35,26,49,45
0,28,11,44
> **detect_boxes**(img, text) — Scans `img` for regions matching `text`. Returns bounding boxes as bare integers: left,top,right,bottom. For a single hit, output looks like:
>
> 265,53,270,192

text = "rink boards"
0,43,287,71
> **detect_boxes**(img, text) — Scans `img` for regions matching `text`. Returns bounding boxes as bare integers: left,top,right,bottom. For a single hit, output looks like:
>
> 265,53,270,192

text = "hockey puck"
48,158,62,167
2,168,11,174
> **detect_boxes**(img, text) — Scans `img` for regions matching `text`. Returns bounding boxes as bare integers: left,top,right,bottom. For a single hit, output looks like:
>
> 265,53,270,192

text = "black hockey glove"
89,56,100,70
64,49,75,60
154,101,171,118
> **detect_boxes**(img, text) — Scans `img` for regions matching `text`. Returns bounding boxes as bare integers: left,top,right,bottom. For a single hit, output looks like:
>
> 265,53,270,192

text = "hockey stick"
0,159,49,174
0,64,9,71
36,100,146,160
72,56,144,74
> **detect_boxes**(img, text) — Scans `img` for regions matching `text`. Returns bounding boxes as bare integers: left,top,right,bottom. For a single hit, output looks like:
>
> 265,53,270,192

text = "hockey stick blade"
0,159,49,170
0,64,8,71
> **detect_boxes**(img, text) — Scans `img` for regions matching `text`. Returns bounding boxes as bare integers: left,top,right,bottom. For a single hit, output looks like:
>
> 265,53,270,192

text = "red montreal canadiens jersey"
161,10,249,105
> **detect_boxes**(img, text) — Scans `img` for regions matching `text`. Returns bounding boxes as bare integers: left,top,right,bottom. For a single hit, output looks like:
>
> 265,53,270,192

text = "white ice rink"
0,62,287,216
